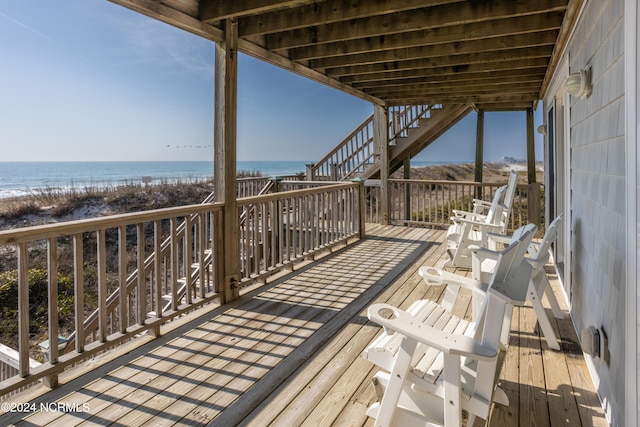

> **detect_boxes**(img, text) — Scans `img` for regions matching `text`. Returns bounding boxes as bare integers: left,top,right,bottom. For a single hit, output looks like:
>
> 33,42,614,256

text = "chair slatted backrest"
504,171,519,212
485,185,507,226
528,213,564,265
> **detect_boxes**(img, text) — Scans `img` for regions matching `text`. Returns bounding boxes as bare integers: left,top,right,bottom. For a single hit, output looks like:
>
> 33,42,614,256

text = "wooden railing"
0,203,223,397
309,105,434,181
364,179,542,232
237,177,272,198
235,175,304,197
0,182,364,398
237,182,361,284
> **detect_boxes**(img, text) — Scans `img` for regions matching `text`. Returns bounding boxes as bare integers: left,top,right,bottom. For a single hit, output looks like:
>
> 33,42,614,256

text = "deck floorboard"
0,225,607,427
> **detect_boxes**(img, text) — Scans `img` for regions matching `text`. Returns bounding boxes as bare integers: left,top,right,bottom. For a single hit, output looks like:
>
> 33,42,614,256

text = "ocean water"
0,160,460,200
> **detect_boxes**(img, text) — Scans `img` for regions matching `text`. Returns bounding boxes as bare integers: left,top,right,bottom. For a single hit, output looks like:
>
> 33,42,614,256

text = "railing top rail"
236,176,270,182
0,203,224,244
237,182,359,205
280,180,343,186
387,178,522,186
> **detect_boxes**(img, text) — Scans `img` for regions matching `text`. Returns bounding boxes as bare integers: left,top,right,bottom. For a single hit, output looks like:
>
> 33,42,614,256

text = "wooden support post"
352,178,366,238
526,107,536,184
270,176,282,193
475,109,485,200
330,163,338,181
305,162,314,181
404,157,411,221
528,183,542,229
214,18,240,303
374,104,389,225
526,108,541,227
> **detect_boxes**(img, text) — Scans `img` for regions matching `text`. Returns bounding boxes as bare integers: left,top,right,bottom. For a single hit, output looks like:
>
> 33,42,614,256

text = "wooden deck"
0,225,607,426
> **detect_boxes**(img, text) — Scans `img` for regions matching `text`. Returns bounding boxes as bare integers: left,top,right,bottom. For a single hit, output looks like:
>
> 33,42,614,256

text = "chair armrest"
451,209,487,222
449,217,503,231
469,245,501,262
419,266,488,295
487,232,511,245
367,303,497,361
472,199,492,211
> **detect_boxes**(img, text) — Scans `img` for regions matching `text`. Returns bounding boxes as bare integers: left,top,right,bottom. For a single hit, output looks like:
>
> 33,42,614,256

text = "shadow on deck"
0,225,607,426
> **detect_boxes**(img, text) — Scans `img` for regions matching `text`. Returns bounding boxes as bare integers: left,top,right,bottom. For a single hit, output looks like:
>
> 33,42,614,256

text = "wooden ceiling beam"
351,68,548,90
237,0,459,36
365,82,544,98
475,103,536,111
369,84,542,98
289,13,564,61
385,93,540,105
328,46,554,78
199,0,316,22
340,58,551,84
264,0,568,50
109,0,223,42
310,31,558,70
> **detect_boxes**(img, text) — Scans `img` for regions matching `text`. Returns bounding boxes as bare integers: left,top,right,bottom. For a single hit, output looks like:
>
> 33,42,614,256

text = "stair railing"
388,104,438,143
310,114,375,182
309,105,433,181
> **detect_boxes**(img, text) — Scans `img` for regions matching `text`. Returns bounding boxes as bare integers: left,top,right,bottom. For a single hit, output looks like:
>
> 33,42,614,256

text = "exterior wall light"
565,68,592,98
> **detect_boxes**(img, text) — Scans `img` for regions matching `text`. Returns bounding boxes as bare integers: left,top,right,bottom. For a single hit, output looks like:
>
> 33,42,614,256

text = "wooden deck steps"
0,225,607,427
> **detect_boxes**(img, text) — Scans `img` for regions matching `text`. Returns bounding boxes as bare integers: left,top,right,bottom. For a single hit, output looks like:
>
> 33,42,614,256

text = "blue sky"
0,0,543,163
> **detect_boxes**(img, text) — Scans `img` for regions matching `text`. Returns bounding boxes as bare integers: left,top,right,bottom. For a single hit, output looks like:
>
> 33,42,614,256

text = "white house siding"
565,0,625,423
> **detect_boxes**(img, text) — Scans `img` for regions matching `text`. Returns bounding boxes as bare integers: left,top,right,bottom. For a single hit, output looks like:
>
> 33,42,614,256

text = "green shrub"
0,268,74,349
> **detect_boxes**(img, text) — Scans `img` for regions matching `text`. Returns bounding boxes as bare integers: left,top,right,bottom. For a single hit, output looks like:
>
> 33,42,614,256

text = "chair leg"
541,275,564,319
528,283,560,350
374,338,418,427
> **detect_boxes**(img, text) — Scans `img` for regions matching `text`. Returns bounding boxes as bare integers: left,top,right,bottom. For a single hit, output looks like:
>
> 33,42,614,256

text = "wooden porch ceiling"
109,0,583,111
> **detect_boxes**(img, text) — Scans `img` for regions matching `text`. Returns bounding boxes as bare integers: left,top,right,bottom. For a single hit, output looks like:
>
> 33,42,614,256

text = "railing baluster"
136,224,145,325
118,226,127,334
17,242,29,377
73,233,85,353
47,238,58,366
185,215,193,305
198,214,206,298
170,218,179,312
261,202,268,273
97,229,107,343
153,220,163,317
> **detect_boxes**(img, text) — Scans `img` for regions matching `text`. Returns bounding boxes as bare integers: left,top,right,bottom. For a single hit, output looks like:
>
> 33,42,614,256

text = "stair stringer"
359,103,474,180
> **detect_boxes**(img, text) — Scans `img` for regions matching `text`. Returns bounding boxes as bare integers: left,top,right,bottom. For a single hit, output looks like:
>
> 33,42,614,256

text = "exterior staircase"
308,103,473,181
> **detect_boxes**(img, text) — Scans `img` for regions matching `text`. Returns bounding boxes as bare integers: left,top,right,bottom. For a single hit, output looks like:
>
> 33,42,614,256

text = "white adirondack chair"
429,223,537,326
364,225,535,427
445,172,518,268
450,171,518,227
474,215,565,350
444,186,507,269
